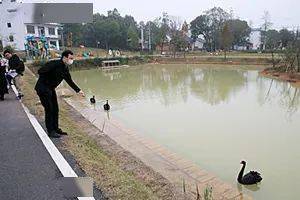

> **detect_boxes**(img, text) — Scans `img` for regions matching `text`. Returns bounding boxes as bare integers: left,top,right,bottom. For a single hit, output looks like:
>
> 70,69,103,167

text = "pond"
71,64,300,200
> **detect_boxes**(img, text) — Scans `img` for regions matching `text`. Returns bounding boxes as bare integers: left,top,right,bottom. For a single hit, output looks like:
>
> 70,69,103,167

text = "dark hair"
3,49,12,55
61,50,73,59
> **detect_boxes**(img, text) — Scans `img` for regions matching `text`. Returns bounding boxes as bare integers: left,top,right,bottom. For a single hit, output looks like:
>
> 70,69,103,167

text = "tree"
62,9,140,50
145,21,160,51
261,11,273,50
190,7,230,51
279,29,294,48
63,24,83,47
296,31,300,72
226,19,251,48
107,8,121,18
205,7,230,51
94,19,121,50
170,32,188,58
127,25,139,50
221,23,233,59
153,12,170,53
279,30,300,72
190,15,212,50
265,29,280,50
169,16,188,57
181,21,189,34
265,29,280,67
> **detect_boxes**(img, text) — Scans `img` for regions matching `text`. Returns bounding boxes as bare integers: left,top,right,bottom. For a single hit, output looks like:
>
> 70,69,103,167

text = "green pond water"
71,64,300,200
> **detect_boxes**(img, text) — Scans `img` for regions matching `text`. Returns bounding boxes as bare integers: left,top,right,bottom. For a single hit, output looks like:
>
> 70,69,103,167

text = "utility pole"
148,24,151,51
141,26,144,51
59,26,65,50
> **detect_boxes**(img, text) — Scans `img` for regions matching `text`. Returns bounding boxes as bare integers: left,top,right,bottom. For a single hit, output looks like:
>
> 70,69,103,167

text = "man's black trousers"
37,89,59,133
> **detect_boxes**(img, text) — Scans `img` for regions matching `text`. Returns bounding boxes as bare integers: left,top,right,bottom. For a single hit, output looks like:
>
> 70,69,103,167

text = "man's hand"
78,90,85,97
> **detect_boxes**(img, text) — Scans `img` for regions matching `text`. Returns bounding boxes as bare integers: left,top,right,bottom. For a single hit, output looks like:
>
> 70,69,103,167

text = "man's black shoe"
57,128,68,135
17,93,24,99
48,131,61,138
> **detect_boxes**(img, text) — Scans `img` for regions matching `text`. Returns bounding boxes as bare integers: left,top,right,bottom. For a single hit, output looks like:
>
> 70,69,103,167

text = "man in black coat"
4,49,25,99
35,50,85,138
0,55,9,101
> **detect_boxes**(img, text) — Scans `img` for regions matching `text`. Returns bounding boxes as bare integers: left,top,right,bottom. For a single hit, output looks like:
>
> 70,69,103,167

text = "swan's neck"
238,163,246,181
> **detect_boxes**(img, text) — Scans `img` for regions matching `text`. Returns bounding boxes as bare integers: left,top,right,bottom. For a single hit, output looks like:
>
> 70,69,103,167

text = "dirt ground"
260,70,300,88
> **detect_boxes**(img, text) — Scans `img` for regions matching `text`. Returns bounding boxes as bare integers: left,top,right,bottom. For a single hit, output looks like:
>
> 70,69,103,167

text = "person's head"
3,49,12,59
61,50,74,65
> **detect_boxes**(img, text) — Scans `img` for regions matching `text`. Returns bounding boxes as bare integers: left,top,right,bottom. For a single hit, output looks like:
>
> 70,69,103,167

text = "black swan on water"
103,100,110,111
90,96,96,104
237,161,262,185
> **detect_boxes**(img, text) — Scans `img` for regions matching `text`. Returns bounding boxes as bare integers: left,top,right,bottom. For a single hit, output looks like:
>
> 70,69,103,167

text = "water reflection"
257,76,300,116
71,65,250,106
237,183,261,192
190,68,247,105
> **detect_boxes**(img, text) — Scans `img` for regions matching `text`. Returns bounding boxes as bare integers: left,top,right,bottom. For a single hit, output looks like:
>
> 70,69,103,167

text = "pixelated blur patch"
29,3,93,23
59,177,93,198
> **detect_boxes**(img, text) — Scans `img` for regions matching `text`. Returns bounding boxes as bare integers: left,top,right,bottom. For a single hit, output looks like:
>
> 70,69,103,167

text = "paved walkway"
0,91,100,200
0,92,67,200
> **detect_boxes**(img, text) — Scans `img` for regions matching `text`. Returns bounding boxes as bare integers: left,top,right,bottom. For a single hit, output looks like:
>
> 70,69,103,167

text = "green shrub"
3,45,15,53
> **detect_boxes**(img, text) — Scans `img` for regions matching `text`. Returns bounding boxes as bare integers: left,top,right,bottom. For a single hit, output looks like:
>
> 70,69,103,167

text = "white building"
192,37,205,50
232,28,262,51
0,0,62,51
249,28,262,50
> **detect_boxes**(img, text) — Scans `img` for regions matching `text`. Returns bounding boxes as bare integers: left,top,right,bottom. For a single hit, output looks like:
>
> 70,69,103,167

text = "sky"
23,0,300,30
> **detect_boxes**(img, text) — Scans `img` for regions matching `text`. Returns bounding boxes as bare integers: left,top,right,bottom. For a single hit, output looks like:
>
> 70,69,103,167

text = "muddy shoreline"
260,69,300,88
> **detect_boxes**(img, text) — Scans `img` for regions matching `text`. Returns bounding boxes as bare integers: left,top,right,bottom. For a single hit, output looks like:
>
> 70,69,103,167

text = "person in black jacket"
4,50,24,99
35,50,85,138
0,56,8,101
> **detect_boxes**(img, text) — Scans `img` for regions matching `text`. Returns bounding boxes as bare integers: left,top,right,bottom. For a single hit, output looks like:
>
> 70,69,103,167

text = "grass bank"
21,68,185,200
154,56,275,65
27,54,274,76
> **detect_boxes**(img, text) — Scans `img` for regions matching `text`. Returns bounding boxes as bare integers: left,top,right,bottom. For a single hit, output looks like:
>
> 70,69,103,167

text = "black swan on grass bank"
237,161,262,185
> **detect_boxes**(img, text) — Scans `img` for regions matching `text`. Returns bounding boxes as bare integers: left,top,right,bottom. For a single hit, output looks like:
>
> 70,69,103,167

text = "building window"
49,41,57,49
7,23,12,28
26,25,35,34
49,41,57,46
38,26,45,36
48,27,55,35
7,9,17,13
11,0,16,2
9,35,14,42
